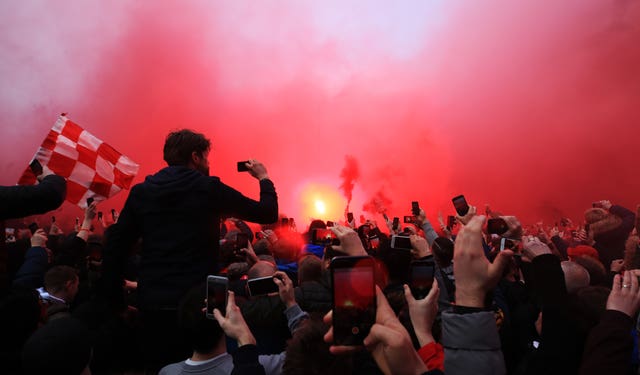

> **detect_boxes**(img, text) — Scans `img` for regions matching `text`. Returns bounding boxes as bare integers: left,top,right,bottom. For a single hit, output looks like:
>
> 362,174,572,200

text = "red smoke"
339,155,360,211
1,1,639,230
363,190,393,216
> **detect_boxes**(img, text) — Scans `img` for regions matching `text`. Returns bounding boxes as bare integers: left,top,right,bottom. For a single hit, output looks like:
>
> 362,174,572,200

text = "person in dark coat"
101,129,278,371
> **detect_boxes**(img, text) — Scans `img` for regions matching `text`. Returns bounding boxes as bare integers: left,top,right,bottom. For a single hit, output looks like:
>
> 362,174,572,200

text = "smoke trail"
362,189,393,216
339,155,360,210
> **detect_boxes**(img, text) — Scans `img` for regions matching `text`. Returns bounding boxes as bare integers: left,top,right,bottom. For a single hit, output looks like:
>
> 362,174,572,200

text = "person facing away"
101,129,278,370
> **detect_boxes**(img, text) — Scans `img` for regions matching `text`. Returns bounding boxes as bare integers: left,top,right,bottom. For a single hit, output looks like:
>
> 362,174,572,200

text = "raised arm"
0,174,66,220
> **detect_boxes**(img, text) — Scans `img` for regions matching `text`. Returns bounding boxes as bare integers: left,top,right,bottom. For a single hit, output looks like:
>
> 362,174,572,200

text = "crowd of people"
1,129,639,375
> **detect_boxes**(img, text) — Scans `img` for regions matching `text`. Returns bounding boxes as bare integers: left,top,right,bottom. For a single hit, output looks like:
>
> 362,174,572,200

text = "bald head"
247,261,277,280
561,261,590,294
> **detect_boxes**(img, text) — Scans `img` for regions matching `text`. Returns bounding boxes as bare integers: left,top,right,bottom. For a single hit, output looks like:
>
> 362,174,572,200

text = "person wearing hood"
101,129,278,372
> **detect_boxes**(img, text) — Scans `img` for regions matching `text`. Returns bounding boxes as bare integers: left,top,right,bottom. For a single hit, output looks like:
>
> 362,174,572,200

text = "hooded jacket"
102,166,278,310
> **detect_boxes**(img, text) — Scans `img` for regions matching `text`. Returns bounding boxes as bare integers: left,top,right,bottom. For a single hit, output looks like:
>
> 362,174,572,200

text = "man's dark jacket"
102,166,278,310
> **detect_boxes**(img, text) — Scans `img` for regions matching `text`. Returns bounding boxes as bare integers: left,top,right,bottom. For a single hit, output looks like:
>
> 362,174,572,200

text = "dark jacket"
0,175,67,221
294,271,332,314
1,175,66,295
579,310,635,375
12,246,49,289
102,166,278,310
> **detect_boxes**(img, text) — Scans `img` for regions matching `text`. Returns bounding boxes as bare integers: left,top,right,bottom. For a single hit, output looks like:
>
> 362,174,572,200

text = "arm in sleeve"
579,310,634,375
417,342,444,372
550,235,569,260
0,175,67,220
284,303,309,334
420,219,438,247
217,179,278,224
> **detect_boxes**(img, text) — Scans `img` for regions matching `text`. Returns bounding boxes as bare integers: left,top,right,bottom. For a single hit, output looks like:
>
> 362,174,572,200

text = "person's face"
194,150,210,176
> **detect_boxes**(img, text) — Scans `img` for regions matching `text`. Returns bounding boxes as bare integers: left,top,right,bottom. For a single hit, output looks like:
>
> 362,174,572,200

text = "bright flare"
315,200,326,214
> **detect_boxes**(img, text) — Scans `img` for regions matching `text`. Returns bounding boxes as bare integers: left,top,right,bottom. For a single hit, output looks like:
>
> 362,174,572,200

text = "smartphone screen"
487,218,508,235
392,217,400,230
411,201,420,216
410,260,435,300
391,235,412,250
331,256,376,346
312,228,336,245
206,276,228,318
327,221,334,227
452,195,470,216
237,161,250,172
247,276,279,297
347,212,354,223
403,216,415,224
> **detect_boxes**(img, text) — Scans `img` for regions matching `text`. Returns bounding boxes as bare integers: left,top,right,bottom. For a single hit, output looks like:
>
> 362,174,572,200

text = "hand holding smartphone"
452,195,470,216
331,256,376,346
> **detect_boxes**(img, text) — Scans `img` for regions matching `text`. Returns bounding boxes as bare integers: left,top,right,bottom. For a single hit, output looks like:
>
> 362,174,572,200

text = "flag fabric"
18,114,140,208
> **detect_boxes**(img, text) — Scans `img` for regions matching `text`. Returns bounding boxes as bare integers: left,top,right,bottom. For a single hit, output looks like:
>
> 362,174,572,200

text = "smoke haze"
1,1,639,227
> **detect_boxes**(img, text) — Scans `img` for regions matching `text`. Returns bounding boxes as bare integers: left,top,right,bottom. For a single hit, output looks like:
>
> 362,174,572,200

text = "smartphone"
390,235,412,251
452,195,470,216
206,275,228,318
411,201,420,216
447,215,456,229
500,238,515,251
281,217,289,227
247,275,279,297
487,218,508,235
29,159,43,176
403,215,416,224
326,221,334,227
28,222,39,235
235,233,249,250
98,212,103,220
312,228,338,245
382,213,389,221
331,256,376,346
392,217,400,231
87,197,94,206
237,161,250,172
410,260,435,300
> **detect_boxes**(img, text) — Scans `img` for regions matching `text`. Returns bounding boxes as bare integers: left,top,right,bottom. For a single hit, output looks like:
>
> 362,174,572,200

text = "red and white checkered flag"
18,114,140,208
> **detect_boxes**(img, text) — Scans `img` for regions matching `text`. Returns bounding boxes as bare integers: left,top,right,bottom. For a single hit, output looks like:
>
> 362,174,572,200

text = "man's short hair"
44,266,78,294
298,254,322,284
163,129,211,166
283,315,353,375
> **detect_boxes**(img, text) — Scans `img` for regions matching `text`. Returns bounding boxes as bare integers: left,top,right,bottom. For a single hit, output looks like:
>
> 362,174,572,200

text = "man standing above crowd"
102,129,278,371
